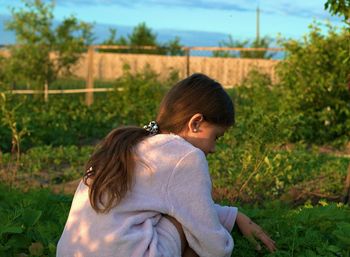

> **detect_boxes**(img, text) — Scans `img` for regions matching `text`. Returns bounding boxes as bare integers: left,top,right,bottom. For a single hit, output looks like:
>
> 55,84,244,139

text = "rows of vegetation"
1,184,349,256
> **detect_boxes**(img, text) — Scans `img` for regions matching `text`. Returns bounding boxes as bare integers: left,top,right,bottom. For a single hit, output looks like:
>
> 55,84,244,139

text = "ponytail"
83,126,149,213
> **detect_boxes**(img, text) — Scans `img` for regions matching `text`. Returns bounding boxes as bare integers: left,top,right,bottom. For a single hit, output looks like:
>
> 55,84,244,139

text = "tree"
160,36,185,56
324,0,349,94
212,35,247,58
127,22,159,54
128,22,157,48
324,0,350,24
100,28,128,53
101,23,184,56
5,0,93,91
213,35,275,59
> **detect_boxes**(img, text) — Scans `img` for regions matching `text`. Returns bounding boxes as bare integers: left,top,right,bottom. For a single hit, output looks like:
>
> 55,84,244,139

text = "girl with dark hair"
57,73,276,257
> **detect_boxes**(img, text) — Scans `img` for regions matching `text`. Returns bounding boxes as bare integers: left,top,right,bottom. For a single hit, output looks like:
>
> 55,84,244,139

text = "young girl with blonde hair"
57,73,276,257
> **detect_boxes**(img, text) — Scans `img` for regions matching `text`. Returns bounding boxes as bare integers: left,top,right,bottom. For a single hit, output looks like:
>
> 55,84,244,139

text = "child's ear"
188,113,204,133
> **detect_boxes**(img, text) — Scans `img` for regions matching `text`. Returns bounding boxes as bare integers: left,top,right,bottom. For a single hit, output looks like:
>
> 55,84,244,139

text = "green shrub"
276,21,350,145
0,184,72,256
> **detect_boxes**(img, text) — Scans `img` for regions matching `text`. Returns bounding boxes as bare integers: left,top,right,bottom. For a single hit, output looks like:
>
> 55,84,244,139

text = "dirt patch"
318,141,350,157
50,179,81,195
277,142,350,158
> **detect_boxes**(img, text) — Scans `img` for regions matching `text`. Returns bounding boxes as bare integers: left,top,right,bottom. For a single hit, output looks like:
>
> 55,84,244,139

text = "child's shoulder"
141,133,194,150
138,133,203,159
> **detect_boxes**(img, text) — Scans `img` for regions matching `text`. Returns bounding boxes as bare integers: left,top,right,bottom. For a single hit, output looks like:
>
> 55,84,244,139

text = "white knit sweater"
57,134,237,257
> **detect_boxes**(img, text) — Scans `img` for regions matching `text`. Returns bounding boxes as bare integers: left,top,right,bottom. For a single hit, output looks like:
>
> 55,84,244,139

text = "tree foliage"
212,35,275,59
4,0,93,90
324,0,350,23
128,22,157,48
101,22,184,56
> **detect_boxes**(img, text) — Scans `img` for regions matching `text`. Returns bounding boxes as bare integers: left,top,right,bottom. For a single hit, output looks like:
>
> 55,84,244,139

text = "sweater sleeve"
214,204,238,232
166,149,234,257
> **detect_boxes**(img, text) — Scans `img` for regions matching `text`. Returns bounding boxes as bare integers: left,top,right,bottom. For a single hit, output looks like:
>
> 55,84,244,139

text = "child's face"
180,120,227,156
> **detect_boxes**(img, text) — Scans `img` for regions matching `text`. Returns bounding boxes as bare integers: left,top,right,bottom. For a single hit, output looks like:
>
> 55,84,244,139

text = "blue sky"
0,0,345,45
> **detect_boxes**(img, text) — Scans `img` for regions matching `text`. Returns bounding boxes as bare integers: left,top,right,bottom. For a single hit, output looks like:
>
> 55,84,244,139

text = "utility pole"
256,6,260,42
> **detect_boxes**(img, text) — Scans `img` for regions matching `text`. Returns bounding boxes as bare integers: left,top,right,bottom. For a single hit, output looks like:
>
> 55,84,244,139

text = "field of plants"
1,8,350,257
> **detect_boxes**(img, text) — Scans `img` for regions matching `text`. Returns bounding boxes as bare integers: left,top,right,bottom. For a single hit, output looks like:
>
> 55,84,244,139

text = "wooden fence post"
185,47,191,77
44,80,48,102
85,46,94,106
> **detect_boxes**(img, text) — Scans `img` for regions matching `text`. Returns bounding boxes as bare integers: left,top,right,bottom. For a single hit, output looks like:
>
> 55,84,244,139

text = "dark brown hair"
84,73,234,213
156,73,234,133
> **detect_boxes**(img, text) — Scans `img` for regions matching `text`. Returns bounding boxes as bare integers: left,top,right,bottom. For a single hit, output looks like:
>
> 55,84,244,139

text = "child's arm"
167,149,234,257
235,211,277,253
214,204,238,232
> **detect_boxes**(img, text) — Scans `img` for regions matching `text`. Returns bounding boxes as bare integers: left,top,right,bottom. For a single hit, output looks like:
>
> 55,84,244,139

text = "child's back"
57,134,236,257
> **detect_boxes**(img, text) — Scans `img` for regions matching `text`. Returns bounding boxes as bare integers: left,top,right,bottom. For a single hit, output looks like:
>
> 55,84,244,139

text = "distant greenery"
100,23,185,56
212,35,275,59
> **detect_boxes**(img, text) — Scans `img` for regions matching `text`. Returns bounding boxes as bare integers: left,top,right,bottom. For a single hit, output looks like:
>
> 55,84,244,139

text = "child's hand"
235,211,277,253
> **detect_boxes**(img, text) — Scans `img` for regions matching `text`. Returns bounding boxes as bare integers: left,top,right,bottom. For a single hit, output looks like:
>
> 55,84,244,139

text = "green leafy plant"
0,93,29,184
276,21,350,145
0,184,72,256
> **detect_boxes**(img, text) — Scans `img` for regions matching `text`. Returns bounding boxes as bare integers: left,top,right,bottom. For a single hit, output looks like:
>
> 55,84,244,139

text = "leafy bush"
276,22,350,145
0,184,72,256
207,69,349,202
233,69,296,147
